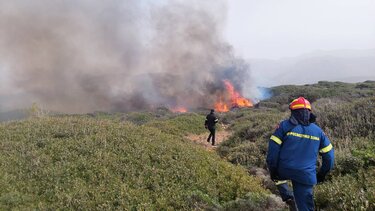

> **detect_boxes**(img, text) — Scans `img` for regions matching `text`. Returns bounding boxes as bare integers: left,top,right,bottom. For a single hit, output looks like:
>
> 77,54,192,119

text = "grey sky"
225,0,375,59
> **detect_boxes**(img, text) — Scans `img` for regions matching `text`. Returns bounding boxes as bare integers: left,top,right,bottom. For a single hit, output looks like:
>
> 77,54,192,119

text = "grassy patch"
145,113,207,136
0,116,267,210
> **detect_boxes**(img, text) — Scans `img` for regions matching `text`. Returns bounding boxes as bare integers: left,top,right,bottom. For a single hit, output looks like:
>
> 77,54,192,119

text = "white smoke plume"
0,0,252,113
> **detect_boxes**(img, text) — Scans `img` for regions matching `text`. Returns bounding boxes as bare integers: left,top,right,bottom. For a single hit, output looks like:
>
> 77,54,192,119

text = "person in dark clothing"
267,97,334,211
205,109,219,146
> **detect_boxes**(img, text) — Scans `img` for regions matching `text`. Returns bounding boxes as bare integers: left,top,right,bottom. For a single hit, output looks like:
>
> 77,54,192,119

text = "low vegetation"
0,115,275,210
1,81,373,210
261,80,375,109
218,81,375,210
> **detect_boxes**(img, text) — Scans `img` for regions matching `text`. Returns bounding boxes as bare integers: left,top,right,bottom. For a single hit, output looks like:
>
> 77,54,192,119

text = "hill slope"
0,115,275,210
218,81,375,210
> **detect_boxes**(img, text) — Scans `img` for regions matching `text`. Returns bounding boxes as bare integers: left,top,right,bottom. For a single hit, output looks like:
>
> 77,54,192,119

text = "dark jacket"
205,112,218,129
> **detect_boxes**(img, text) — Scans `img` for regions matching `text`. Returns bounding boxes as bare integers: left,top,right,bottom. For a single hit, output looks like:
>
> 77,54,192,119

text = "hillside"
261,80,375,106
0,114,282,210
218,81,375,210
0,81,374,210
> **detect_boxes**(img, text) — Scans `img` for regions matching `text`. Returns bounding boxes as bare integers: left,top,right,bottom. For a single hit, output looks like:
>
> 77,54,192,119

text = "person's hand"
317,172,326,183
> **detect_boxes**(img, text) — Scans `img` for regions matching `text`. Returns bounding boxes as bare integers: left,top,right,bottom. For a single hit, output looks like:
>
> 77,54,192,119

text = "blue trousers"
277,180,314,211
276,181,294,201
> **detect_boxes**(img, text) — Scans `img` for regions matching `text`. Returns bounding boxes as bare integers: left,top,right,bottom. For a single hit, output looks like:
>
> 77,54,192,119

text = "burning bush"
215,80,253,112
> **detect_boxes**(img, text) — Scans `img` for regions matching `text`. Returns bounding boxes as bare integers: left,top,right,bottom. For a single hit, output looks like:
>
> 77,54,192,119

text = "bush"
122,112,156,125
334,153,364,175
145,113,207,136
315,169,375,211
225,143,265,168
217,109,285,169
314,97,375,139
353,148,375,168
222,192,285,211
268,81,375,105
256,101,281,110
0,116,268,210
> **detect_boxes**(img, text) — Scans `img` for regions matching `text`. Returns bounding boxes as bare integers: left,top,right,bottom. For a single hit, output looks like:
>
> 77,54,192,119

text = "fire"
171,106,188,113
214,80,253,112
224,80,253,107
215,96,229,112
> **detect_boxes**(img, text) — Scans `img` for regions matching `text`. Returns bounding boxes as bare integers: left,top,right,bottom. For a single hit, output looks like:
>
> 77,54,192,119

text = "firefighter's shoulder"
309,123,324,132
276,119,290,130
273,120,282,131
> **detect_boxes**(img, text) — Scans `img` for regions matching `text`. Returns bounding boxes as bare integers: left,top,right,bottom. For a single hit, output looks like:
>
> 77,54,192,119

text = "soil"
185,128,232,151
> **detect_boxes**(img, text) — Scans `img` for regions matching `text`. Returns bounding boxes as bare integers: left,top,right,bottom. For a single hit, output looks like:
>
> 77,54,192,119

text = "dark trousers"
207,128,215,145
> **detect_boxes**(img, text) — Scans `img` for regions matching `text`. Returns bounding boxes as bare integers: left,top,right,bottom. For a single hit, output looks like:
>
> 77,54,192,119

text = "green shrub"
222,192,285,211
145,113,207,136
334,153,364,175
315,169,375,211
217,109,285,169
314,97,375,139
2,81,374,210
353,149,375,168
256,101,281,110
123,112,156,125
268,81,375,105
225,142,265,168
0,116,268,210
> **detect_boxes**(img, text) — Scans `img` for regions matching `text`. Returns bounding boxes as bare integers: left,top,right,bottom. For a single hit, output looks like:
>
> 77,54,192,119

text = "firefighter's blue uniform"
267,118,334,211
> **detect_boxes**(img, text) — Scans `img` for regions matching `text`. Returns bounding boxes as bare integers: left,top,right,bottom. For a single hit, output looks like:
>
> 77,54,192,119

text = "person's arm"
317,132,334,183
204,115,208,128
266,122,284,180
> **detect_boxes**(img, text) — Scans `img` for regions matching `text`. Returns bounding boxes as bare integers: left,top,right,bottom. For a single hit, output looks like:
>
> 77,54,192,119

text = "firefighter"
266,97,334,211
205,109,219,146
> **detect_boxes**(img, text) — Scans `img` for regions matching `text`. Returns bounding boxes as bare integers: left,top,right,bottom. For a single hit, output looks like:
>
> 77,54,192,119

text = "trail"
185,126,232,151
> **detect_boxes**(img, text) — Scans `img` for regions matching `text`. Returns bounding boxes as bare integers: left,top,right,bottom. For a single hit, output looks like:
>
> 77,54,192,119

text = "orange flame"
224,80,253,108
214,80,253,112
215,96,229,112
171,106,188,113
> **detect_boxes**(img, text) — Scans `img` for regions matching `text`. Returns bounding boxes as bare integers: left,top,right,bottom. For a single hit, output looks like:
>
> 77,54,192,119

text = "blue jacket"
266,119,334,185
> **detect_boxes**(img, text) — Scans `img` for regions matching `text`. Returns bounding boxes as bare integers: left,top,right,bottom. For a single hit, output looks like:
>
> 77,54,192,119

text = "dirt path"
185,128,232,151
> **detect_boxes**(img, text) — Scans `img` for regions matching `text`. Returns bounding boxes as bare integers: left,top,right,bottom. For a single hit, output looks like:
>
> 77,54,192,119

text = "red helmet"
289,97,312,110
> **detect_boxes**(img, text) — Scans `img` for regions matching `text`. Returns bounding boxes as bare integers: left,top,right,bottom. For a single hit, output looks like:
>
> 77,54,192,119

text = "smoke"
0,0,252,113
